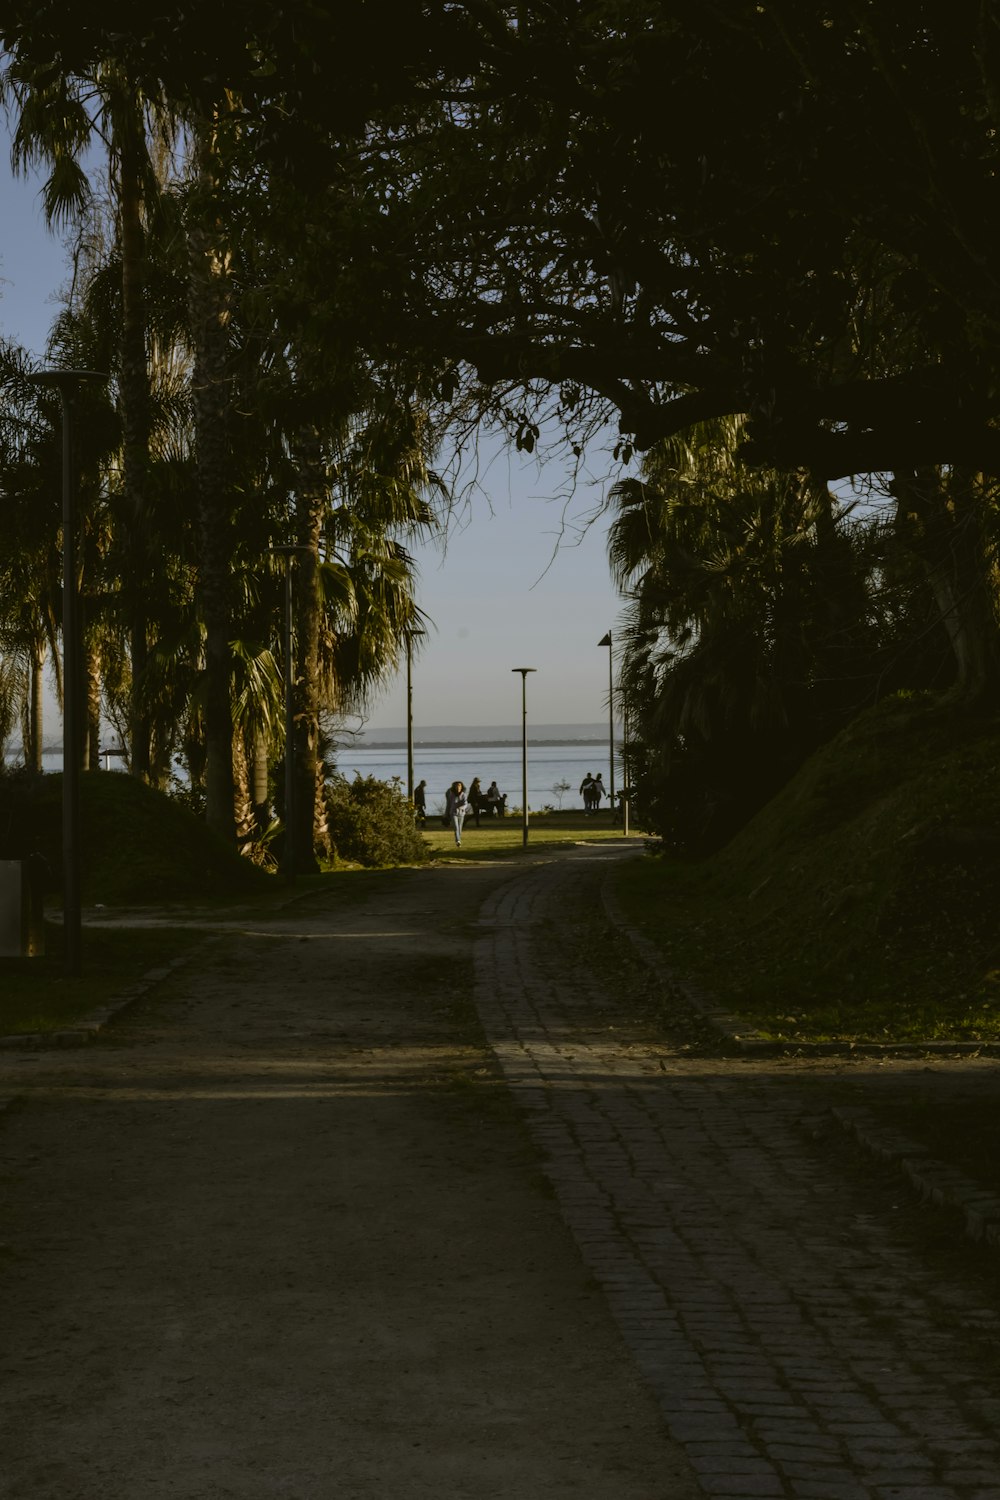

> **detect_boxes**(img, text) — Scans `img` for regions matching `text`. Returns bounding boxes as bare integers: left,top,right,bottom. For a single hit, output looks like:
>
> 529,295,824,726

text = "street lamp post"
29,369,106,976
404,627,426,803
511,668,536,848
598,631,616,825
621,700,630,836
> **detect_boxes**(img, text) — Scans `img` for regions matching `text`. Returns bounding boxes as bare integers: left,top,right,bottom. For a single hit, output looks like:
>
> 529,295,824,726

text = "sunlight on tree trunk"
233,731,256,844
28,638,46,774
251,730,270,836
84,636,101,771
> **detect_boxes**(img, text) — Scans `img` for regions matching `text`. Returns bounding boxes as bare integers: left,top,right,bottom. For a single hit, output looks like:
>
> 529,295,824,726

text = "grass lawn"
418,809,644,860
0,923,206,1036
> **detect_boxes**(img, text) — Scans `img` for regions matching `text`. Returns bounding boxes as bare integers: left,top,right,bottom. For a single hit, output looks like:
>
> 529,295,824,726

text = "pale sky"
0,150,626,732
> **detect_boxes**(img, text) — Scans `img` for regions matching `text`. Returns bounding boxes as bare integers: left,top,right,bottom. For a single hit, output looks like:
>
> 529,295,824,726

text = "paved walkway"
3,844,1000,1498
474,847,1000,1500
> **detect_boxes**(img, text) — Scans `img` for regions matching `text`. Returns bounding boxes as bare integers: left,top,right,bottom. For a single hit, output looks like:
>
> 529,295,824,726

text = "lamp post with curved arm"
511,668,536,848
598,631,616,824
29,369,107,975
404,626,426,803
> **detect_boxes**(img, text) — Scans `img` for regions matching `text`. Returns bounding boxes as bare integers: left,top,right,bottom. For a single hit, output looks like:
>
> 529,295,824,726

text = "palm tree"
183,102,244,839
3,49,179,780
0,338,71,773
607,418,938,848
609,420,815,748
265,405,437,873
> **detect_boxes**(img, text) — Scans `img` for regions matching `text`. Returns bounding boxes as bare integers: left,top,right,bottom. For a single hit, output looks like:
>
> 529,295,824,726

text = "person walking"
579,772,595,814
468,776,484,827
592,773,606,813
413,779,427,825
444,779,469,846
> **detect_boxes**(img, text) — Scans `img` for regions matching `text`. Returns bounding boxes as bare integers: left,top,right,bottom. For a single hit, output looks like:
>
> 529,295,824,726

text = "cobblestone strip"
473,855,1000,1500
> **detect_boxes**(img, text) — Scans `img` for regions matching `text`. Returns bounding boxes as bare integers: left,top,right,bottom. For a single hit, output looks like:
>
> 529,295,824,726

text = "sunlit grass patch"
419,809,643,860
0,925,205,1036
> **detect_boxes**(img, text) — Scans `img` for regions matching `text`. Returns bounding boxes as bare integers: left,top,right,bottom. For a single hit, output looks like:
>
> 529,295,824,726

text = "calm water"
337,742,613,813
19,741,615,813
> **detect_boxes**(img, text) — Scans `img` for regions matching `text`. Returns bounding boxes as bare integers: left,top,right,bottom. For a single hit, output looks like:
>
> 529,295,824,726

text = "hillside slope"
613,693,1000,1041
10,772,270,904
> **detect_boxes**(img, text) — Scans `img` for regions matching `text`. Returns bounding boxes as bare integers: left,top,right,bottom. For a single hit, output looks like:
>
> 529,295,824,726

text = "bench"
471,793,506,820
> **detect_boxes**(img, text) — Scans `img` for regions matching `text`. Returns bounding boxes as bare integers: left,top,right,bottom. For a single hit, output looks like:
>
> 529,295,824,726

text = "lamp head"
27,368,107,390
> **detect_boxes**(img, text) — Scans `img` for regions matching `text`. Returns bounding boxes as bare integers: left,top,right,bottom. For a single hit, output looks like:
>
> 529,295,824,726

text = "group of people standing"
412,777,506,845
579,771,606,814
413,768,608,846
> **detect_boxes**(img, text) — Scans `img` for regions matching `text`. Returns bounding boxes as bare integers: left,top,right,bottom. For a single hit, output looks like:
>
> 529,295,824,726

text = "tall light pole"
621,698,630,837
598,631,616,824
512,668,536,848
30,369,106,975
404,626,426,803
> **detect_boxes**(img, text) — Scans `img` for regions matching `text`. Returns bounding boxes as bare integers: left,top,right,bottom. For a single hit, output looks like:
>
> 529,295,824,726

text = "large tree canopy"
362,1,1000,478
7,3,1000,478
7,1,1000,868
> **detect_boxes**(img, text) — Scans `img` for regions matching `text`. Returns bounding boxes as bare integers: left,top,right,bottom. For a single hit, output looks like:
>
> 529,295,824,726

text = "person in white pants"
444,780,469,846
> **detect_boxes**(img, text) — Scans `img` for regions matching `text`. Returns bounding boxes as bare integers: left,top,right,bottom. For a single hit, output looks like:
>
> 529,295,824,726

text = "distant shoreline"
23,735,609,760
356,738,606,750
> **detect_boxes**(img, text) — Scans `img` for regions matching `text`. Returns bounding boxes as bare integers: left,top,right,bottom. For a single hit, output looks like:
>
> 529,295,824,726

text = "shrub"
325,773,429,867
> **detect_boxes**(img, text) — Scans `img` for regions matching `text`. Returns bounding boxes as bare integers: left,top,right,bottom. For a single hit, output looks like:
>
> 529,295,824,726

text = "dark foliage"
325,772,429,868
0,768,266,900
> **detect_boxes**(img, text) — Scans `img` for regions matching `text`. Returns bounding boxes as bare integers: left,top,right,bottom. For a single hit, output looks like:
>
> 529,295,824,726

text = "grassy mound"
612,693,1000,1042
25,772,271,904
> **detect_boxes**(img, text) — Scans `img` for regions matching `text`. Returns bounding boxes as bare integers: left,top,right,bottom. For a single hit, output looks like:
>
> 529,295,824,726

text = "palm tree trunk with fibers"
83,634,101,771
28,637,46,774
290,430,326,875
252,729,270,836
119,112,155,783
187,112,236,841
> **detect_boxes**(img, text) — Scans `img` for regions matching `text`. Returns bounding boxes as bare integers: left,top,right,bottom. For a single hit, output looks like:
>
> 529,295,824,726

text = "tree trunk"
83,634,101,771
313,750,332,863
233,731,256,843
119,112,154,783
187,112,236,841
27,637,46,774
889,468,1000,701
804,475,872,720
182,696,207,804
252,730,270,835
289,428,325,875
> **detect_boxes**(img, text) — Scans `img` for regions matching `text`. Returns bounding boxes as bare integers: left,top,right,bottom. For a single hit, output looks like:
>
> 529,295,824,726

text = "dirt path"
0,855,699,1499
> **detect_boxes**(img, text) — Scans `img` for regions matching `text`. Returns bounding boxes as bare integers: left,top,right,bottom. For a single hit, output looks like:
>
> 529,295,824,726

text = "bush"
325,773,429,867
